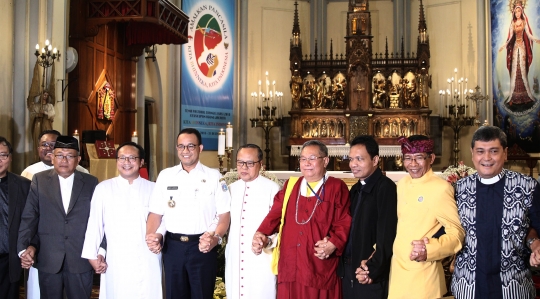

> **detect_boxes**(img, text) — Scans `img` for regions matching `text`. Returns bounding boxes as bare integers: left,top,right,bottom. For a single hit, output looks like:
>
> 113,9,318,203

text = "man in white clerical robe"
225,144,280,299
82,142,163,299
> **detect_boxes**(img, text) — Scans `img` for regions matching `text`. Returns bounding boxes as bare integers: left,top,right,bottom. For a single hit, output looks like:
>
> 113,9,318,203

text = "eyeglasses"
54,154,77,161
236,160,261,168
298,156,325,163
176,143,199,152
117,156,139,163
40,142,56,148
403,155,428,163
0,153,10,161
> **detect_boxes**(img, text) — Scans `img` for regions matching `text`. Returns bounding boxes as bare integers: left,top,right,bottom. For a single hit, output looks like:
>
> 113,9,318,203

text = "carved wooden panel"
349,116,368,141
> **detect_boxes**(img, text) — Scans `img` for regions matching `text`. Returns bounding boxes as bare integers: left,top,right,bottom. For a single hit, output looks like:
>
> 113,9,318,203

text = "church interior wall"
1,0,538,178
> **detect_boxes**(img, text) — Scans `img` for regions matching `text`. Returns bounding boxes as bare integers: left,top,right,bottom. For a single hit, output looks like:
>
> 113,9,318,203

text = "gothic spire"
292,1,300,35
418,0,427,32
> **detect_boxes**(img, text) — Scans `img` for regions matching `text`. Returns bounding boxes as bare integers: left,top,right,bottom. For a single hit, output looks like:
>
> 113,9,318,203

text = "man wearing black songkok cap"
17,136,100,299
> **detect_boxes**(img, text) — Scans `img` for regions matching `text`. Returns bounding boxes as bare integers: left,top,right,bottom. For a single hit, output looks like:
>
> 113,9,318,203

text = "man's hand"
20,246,36,269
410,237,429,262
88,254,107,274
314,237,336,260
355,260,373,284
198,232,218,253
145,233,163,254
530,239,540,267
252,232,269,255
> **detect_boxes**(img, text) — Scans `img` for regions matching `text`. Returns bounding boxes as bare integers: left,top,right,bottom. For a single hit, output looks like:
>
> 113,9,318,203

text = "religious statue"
417,73,431,108
372,76,387,109
97,82,116,120
290,75,303,109
28,91,55,151
302,78,316,109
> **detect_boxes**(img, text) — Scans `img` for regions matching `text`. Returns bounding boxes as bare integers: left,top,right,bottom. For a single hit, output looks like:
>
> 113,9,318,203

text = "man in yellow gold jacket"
387,135,465,299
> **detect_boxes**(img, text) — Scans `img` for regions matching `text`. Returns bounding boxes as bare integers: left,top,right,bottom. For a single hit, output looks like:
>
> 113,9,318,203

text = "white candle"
258,81,262,118
131,131,138,144
218,129,225,155
226,123,233,147
273,81,276,100
73,130,79,143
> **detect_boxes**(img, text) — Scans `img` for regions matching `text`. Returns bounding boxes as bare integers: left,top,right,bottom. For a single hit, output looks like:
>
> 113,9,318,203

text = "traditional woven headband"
397,136,434,154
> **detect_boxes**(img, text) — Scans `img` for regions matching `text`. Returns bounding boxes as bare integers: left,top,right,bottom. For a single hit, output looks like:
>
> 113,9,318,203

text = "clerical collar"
478,171,505,185
360,180,366,185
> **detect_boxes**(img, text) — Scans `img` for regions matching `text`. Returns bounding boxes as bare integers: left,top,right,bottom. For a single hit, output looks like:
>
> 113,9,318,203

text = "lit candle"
73,130,79,143
45,39,49,46
35,44,39,50
48,44,52,51
131,131,138,144
265,71,269,96
218,129,225,155
53,48,57,54
226,123,233,148
273,81,276,100
258,81,262,118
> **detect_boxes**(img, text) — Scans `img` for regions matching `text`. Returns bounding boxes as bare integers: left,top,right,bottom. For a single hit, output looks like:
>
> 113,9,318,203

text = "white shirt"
21,161,89,180
225,175,279,299
82,176,162,299
148,162,231,234
58,174,74,213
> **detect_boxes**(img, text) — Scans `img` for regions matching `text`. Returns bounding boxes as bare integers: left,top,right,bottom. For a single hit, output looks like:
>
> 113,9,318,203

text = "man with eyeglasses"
146,128,231,299
387,135,464,299
225,144,279,299
338,135,397,299
20,130,89,299
18,136,99,299
82,142,162,298
451,126,540,299
252,140,351,299
0,137,31,299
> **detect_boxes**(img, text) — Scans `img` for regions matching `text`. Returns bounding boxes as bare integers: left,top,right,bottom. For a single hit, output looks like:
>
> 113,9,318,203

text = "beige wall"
0,1,14,143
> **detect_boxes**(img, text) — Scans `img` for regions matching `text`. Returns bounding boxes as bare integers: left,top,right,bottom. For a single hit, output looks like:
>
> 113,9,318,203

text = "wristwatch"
214,233,223,245
527,237,539,249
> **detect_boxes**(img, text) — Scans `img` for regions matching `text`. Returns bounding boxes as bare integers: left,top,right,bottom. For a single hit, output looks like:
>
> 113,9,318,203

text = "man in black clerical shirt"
451,126,540,299
0,136,31,299
338,135,397,299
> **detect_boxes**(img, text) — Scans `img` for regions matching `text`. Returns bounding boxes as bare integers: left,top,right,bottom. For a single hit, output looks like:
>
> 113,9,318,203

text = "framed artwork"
491,0,540,152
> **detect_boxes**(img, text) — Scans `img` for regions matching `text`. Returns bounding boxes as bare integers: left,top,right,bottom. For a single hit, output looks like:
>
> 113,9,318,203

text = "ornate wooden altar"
287,0,432,170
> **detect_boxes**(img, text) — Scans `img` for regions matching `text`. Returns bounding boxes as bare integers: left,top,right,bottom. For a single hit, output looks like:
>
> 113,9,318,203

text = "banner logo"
185,3,232,92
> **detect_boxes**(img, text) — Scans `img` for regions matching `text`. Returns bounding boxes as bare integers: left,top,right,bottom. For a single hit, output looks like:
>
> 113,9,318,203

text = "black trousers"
0,253,18,299
38,256,93,299
341,261,388,299
163,235,218,299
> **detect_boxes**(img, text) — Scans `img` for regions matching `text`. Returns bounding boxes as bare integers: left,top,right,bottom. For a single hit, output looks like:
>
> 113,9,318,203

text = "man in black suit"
18,136,99,299
0,136,31,299
338,135,398,299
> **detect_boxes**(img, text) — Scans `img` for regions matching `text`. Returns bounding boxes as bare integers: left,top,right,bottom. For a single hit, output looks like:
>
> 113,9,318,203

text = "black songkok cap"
54,136,79,152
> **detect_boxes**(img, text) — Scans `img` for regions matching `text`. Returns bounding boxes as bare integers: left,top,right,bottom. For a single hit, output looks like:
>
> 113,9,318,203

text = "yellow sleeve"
425,181,465,262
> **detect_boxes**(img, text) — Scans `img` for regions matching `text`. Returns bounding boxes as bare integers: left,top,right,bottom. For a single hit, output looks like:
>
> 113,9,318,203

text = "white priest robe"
225,175,280,299
82,176,162,299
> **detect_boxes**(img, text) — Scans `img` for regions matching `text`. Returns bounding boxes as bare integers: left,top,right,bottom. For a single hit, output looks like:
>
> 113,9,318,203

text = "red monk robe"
257,175,351,299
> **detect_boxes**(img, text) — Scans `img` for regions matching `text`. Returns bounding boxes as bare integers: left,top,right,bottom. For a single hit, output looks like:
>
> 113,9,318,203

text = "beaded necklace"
295,175,326,225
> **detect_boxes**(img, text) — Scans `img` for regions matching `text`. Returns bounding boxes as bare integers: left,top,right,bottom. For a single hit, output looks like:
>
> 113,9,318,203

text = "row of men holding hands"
1,125,539,299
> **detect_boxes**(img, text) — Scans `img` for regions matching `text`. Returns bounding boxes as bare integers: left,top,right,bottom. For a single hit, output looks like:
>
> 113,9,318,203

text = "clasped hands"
88,254,107,274
251,233,336,260
198,232,219,253
410,237,429,262
145,233,163,254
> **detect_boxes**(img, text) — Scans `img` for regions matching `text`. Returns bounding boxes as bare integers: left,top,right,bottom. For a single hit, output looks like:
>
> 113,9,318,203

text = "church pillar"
238,0,249,146
476,0,489,124
0,0,14,153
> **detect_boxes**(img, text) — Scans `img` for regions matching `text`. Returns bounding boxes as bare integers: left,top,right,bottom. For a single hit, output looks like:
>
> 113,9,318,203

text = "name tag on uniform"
167,186,178,190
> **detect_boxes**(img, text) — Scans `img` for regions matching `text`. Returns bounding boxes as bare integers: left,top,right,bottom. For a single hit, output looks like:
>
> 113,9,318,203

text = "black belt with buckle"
166,232,203,242
343,256,353,264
